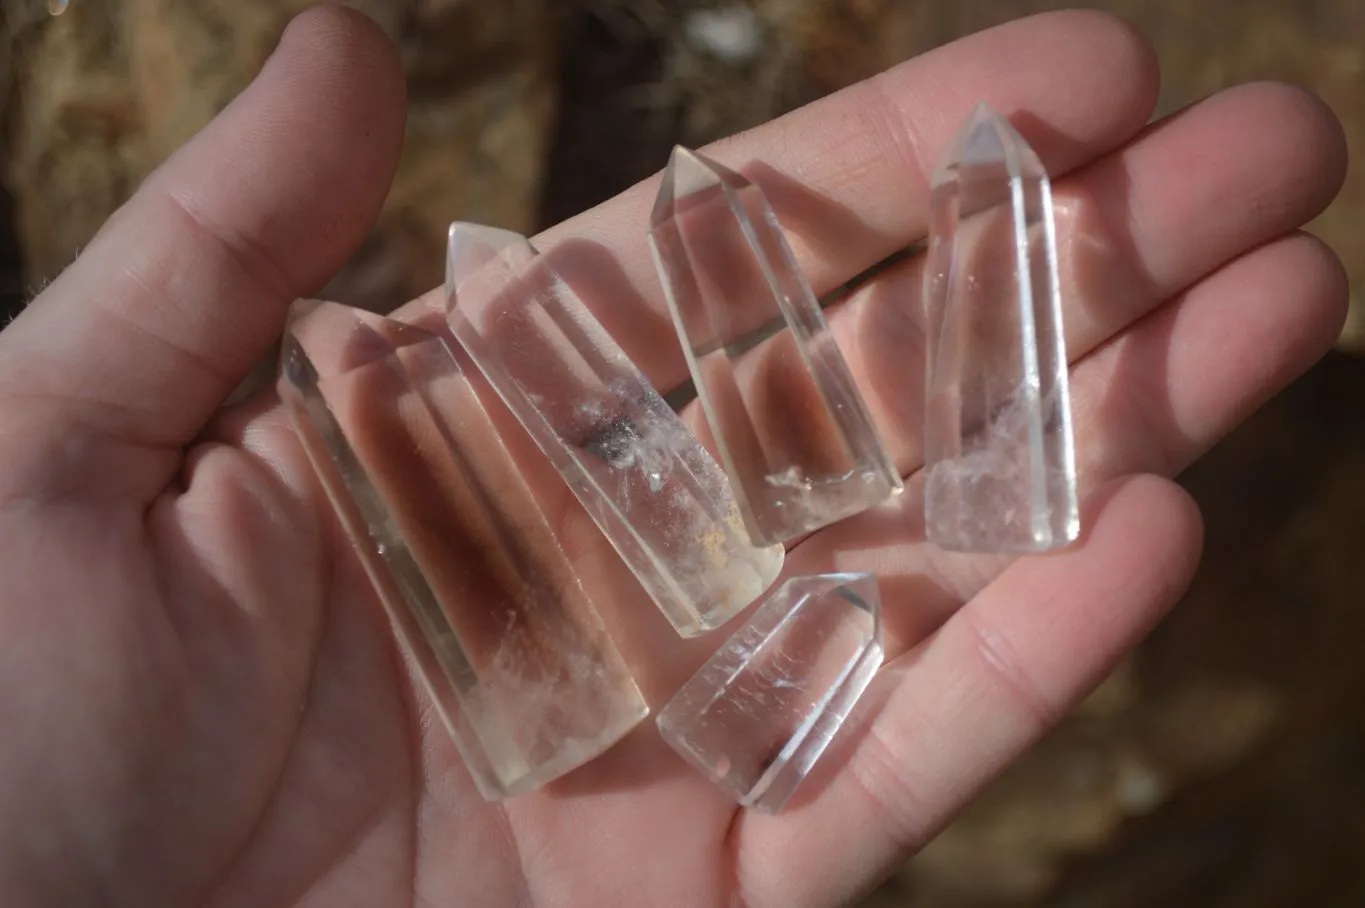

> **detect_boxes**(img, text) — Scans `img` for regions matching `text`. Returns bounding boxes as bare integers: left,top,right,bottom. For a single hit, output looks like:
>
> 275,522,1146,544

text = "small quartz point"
445,222,784,637
656,572,883,813
278,301,647,800
923,103,1080,553
648,147,903,547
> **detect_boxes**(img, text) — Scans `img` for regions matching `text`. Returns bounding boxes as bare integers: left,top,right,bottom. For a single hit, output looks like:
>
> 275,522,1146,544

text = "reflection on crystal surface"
445,222,784,637
923,103,1079,553
648,147,902,547
656,572,883,813
278,301,647,800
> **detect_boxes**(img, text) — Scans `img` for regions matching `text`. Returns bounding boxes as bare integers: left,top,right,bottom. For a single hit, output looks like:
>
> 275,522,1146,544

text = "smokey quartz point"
648,147,902,547
657,572,883,813
923,103,1080,553
279,301,647,800
445,223,784,638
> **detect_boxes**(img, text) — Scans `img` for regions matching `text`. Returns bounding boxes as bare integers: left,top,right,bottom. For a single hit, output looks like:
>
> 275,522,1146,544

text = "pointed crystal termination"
657,572,883,813
648,148,903,547
278,301,647,800
923,103,1080,553
445,222,784,638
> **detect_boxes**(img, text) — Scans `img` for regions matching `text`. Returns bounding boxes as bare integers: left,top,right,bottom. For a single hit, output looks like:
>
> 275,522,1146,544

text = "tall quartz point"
278,301,647,800
656,572,883,813
648,147,902,547
445,223,784,637
923,103,1080,553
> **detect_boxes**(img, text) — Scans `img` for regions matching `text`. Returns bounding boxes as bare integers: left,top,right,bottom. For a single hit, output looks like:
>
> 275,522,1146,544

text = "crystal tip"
652,145,749,227
444,222,536,307
933,101,1045,184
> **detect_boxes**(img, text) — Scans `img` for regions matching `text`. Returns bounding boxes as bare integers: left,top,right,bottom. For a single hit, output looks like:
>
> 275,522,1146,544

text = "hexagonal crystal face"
445,222,784,637
923,103,1079,553
649,148,902,547
279,301,647,799
657,572,883,813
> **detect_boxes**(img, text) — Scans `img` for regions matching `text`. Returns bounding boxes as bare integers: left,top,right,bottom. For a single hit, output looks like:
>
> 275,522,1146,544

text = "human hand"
0,6,1346,906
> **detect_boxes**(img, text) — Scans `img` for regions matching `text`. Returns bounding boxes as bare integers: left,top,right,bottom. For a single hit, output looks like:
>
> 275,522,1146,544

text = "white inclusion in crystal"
922,103,1079,553
47,0,69,14
657,572,883,813
445,222,784,638
648,147,902,547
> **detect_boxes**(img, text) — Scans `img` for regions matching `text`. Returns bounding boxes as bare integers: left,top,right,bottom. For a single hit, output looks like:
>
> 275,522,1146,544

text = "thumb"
0,4,405,501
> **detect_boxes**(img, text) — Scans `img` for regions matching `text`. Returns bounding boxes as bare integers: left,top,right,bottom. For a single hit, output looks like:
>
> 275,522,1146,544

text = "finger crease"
865,72,931,215
162,187,299,308
99,299,239,395
846,713,934,856
961,607,1060,730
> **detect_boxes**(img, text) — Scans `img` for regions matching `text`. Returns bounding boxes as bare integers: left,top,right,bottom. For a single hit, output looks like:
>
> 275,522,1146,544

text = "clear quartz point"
278,301,647,800
656,572,883,813
923,103,1080,553
648,147,902,547
445,222,784,638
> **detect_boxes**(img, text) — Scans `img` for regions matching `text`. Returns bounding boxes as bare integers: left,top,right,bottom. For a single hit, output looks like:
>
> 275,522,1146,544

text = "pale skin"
0,6,1348,906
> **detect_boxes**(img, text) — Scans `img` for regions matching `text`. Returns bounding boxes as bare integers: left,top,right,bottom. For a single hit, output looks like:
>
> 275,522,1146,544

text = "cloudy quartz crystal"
648,147,902,546
445,223,784,637
657,572,883,813
279,301,647,800
923,103,1080,553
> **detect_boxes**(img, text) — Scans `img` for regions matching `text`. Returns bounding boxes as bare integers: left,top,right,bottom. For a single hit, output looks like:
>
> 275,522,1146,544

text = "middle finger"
806,82,1344,475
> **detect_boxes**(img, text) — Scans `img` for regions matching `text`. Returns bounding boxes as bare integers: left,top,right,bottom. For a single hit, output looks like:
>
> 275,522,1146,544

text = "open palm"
0,7,1346,907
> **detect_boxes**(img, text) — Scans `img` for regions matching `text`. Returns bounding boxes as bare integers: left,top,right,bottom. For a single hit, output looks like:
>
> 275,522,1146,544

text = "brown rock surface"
348,0,557,308
3,1,141,288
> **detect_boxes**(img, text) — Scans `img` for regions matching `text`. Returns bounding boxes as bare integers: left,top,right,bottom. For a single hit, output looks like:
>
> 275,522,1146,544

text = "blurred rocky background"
1,1,1362,905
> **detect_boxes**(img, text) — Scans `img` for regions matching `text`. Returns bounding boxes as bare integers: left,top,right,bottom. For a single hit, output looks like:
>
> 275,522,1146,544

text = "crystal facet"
648,147,903,546
923,103,1080,553
445,222,785,637
656,572,883,813
279,301,647,800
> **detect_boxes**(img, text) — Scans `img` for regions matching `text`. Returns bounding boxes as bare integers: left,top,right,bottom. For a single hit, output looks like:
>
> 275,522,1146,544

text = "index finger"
524,9,1159,393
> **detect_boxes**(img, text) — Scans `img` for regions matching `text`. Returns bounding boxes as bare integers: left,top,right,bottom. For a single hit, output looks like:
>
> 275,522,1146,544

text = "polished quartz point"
923,103,1080,553
648,147,902,547
278,301,647,800
445,222,784,638
656,572,883,813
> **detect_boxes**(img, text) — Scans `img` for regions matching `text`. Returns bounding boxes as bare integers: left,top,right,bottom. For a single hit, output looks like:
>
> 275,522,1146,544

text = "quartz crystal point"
648,148,902,547
923,103,1080,553
278,301,647,800
657,572,883,813
445,222,784,637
